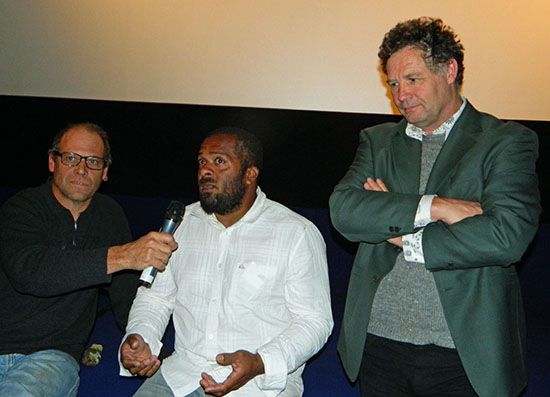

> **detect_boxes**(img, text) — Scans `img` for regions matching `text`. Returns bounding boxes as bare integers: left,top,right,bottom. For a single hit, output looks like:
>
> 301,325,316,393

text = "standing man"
330,17,540,397
0,123,178,396
120,127,333,396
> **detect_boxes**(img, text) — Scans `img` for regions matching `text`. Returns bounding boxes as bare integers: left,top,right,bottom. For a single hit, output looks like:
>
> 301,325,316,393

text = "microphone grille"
165,200,185,220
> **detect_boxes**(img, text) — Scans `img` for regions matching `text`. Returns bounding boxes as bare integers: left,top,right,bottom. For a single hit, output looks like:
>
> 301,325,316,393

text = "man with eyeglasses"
0,123,178,396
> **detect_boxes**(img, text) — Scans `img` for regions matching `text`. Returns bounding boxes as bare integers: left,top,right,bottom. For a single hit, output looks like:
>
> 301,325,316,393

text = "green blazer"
329,102,541,397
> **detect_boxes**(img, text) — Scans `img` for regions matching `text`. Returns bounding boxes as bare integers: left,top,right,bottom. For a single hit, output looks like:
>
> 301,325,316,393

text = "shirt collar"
191,186,265,230
405,97,466,142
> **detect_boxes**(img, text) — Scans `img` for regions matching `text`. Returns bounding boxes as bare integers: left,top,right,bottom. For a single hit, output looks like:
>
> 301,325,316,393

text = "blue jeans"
0,350,80,397
134,369,205,397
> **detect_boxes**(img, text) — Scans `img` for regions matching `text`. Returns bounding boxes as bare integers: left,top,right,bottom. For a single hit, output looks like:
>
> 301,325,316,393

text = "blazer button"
389,226,395,232
448,263,455,269
395,226,401,232
372,275,380,282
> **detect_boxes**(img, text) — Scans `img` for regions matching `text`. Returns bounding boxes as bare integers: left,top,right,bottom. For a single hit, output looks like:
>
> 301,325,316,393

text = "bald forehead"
59,126,105,156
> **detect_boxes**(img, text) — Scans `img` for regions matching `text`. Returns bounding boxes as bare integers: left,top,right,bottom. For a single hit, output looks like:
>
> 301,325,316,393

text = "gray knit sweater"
368,132,455,348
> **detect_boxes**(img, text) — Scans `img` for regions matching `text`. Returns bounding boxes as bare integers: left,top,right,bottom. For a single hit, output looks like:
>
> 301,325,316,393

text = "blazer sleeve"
329,127,422,244
422,122,541,271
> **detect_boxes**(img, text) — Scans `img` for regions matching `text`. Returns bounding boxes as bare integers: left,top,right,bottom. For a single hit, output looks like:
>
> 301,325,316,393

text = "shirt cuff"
414,195,437,228
255,344,288,392
402,230,425,264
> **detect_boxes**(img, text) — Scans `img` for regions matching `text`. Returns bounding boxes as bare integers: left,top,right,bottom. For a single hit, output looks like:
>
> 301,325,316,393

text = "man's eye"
88,158,99,165
215,158,225,164
66,155,77,162
388,82,398,88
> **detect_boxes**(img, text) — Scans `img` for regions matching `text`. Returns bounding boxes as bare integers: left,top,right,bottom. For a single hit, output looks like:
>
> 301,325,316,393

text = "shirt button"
405,250,411,256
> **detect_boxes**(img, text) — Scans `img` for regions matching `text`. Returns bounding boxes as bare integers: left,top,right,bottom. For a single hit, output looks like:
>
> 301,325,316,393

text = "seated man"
0,123,178,396
120,127,333,396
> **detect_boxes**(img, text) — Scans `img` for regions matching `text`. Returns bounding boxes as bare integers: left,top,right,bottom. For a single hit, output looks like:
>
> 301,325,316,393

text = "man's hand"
200,350,265,396
431,197,483,225
364,177,389,192
363,178,402,247
107,231,178,274
120,334,160,377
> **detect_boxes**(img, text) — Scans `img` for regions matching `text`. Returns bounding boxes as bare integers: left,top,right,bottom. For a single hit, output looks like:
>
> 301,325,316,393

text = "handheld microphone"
139,200,185,287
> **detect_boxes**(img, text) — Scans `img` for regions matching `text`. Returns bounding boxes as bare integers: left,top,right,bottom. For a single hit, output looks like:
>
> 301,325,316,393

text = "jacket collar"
391,119,422,194
389,101,482,195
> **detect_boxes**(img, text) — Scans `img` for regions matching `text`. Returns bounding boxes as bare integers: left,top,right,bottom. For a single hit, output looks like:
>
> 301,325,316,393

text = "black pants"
359,334,478,397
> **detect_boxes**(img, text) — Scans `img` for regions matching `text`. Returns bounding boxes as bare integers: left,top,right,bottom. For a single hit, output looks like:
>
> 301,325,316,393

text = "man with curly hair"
330,17,540,396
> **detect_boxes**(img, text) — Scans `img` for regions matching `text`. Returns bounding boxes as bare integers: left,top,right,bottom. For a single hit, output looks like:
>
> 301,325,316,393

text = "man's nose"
75,160,88,174
198,163,213,177
396,84,411,102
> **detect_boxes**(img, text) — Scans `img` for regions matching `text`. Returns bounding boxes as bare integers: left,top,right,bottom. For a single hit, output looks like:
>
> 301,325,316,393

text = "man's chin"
199,198,215,214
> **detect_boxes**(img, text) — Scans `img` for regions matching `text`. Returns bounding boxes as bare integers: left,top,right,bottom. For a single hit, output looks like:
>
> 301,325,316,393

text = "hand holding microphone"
106,201,183,279
139,201,185,286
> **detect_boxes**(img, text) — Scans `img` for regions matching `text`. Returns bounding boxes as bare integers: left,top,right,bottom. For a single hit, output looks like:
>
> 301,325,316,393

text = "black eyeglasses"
53,151,106,170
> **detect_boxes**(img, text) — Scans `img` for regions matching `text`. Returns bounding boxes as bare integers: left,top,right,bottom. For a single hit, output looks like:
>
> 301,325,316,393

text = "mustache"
199,177,215,186
398,101,417,108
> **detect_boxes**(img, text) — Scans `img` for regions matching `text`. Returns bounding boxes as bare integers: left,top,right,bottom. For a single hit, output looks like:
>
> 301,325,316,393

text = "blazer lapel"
390,122,422,194
425,102,482,194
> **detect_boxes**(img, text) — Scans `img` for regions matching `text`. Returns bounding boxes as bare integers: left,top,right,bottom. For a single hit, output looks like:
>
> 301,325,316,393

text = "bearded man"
120,127,333,397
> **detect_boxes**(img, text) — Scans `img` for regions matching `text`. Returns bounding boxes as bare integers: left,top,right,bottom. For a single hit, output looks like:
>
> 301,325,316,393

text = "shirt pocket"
227,261,275,304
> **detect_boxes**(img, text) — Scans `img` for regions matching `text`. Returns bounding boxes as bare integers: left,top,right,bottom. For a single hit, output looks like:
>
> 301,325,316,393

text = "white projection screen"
1,0,549,121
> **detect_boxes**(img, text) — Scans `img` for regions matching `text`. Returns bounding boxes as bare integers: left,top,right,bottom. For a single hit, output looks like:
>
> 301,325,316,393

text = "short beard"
199,173,246,216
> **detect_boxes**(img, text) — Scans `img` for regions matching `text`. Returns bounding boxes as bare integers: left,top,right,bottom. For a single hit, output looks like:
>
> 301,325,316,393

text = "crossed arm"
363,177,483,248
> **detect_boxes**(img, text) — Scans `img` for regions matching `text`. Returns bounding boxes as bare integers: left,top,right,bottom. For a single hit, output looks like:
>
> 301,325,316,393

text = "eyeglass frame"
52,151,108,170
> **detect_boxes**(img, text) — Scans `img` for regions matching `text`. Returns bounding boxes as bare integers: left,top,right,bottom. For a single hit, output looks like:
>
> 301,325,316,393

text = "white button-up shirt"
120,188,333,396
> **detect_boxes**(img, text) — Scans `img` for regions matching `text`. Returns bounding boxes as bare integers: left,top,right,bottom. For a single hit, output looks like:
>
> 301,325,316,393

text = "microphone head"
165,200,185,222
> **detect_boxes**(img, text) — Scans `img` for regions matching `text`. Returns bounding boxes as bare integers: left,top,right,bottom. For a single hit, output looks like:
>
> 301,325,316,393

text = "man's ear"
48,153,56,173
244,166,259,185
445,58,459,85
102,165,110,182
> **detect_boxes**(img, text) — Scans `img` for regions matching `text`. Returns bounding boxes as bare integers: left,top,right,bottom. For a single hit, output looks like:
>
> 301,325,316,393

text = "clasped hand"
120,334,160,377
200,350,265,396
